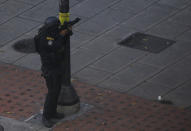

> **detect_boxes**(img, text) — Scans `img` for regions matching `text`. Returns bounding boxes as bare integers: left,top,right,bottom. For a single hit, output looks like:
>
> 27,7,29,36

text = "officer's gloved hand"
59,26,72,36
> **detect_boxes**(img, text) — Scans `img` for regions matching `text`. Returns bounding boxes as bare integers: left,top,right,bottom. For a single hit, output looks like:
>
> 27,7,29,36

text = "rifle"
58,17,81,36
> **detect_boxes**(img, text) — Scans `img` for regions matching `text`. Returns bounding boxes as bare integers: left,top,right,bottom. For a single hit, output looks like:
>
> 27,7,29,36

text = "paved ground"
0,63,191,131
1,0,191,130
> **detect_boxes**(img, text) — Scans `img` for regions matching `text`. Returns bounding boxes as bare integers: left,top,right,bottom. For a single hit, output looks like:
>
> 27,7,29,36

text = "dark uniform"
34,16,65,128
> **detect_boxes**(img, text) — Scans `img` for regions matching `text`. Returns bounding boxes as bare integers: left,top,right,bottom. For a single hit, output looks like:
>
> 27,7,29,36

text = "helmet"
44,16,60,29
44,16,60,36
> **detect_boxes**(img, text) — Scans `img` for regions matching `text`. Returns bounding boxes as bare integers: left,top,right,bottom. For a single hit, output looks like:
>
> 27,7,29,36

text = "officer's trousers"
43,72,62,119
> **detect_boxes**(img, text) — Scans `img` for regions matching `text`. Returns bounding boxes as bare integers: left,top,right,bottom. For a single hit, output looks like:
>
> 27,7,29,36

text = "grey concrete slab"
69,0,82,7
186,5,191,12
176,29,191,42
75,8,134,39
20,0,59,22
163,80,191,107
98,62,159,92
14,0,46,5
148,66,191,89
139,41,191,68
170,54,191,74
146,20,190,39
0,0,6,4
14,53,41,71
0,40,27,64
170,9,191,26
110,0,156,14
74,8,136,36
14,24,41,38
0,17,40,47
121,3,177,31
90,7,134,28
103,23,142,42
0,116,36,131
0,25,40,63
81,24,139,55
70,0,119,18
0,0,32,24
128,81,173,100
74,16,119,36
73,67,112,85
75,0,86,2
157,0,190,9
82,35,119,55
70,31,95,50
90,47,147,73
71,48,103,74
70,0,88,8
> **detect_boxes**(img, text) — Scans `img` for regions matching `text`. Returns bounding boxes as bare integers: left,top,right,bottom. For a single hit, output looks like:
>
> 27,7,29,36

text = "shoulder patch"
46,37,54,41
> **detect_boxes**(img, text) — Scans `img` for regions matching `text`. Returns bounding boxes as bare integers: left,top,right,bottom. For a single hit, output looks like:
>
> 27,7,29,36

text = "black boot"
42,116,54,128
52,112,65,119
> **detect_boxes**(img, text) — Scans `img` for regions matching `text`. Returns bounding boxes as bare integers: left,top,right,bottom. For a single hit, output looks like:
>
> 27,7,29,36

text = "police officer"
34,16,71,128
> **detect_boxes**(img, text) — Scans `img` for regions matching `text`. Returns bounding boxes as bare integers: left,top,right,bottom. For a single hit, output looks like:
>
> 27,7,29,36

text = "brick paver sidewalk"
0,63,46,120
0,63,191,131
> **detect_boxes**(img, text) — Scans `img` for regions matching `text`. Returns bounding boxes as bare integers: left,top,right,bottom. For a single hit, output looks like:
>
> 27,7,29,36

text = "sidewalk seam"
0,0,46,27
136,51,191,95
0,22,41,48
145,2,191,33
95,53,150,87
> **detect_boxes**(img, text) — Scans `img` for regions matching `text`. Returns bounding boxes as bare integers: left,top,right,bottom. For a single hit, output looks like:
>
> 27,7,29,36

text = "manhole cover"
0,125,4,131
118,32,175,53
12,38,36,53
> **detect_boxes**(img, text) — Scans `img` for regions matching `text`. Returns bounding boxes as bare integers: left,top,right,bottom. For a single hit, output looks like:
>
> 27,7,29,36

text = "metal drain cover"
118,32,175,53
12,38,36,53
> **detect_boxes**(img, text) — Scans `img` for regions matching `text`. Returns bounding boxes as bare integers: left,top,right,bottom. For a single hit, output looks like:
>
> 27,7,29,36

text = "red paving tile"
0,64,46,120
0,63,191,130
54,81,191,131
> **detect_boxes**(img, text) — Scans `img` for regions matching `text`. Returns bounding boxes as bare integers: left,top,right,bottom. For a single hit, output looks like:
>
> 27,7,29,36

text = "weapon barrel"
69,18,81,26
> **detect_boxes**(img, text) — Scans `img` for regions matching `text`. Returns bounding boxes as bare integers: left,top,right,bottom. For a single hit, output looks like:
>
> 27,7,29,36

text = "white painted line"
24,114,36,122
